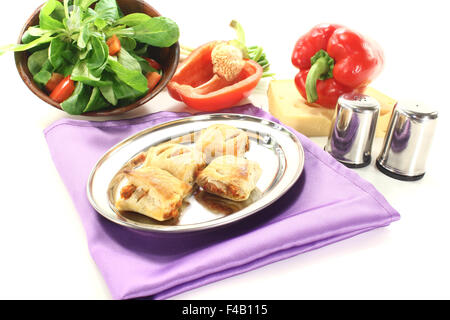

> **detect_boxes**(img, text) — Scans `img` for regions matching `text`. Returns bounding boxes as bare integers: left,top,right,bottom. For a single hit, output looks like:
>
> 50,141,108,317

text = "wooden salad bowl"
14,0,180,116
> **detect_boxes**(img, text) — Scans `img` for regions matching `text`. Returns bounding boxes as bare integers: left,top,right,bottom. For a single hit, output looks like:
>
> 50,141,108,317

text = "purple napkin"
44,104,400,299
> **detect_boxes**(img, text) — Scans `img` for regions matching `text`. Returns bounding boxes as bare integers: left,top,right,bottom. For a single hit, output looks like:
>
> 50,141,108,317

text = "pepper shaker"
325,93,380,168
376,100,438,181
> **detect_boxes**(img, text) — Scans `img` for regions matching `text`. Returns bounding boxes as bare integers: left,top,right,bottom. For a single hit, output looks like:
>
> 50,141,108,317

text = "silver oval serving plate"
87,114,305,233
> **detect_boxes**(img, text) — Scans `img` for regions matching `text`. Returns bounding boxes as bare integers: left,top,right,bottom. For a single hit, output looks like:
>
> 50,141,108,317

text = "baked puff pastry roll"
196,155,262,201
195,124,249,162
115,167,191,221
195,188,262,215
143,143,206,185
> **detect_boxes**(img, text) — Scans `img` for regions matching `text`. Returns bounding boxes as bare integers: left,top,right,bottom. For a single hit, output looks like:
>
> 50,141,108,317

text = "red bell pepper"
291,24,384,109
167,41,263,111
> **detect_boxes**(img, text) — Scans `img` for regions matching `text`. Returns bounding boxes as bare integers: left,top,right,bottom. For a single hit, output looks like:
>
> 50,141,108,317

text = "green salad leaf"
34,71,52,86
39,0,65,31
131,53,157,73
27,49,49,75
107,56,148,93
98,72,118,105
119,36,136,51
75,0,100,11
77,24,90,49
61,82,92,115
33,60,54,86
21,31,40,45
0,34,53,56
61,45,79,65
86,36,109,73
133,43,148,56
49,38,67,69
117,48,141,72
84,87,110,112
111,75,144,101
94,18,108,30
27,26,52,37
95,0,120,21
130,17,179,47
65,5,83,32
71,60,113,87
116,13,151,27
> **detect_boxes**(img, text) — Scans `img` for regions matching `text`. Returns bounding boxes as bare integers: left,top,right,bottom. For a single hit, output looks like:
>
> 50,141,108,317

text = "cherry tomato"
144,57,161,70
106,35,121,56
49,76,75,103
146,72,161,91
45,73,64,92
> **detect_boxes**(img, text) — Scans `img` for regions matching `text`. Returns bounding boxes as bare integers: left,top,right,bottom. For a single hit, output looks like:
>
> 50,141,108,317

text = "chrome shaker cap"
376,100,438,181
325,93,380,168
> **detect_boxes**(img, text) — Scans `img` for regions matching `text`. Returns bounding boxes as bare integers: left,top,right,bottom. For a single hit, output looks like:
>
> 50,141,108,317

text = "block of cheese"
268,80,396,138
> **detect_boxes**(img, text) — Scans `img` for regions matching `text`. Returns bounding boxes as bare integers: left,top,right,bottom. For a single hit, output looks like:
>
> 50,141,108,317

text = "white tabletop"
0,0,448,299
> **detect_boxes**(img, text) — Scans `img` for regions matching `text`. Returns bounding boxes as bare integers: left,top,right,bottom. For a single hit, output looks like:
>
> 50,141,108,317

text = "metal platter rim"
86,113,305,234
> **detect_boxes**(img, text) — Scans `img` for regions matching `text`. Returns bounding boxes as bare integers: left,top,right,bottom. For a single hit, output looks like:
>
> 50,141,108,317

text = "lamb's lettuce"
61,82,92,115
107,57,148,93
116,13,151,27
0,34,53,56
71,61,112,86
95,0,121,21
111,76,145,101
98,73,118,105
130,17,179,47
84,87,110,112
27,49,49,75
49,38,67,69
86,36,109,74
39,0,65,31
75,0,100,11
117,48,141,72
33,60,54,86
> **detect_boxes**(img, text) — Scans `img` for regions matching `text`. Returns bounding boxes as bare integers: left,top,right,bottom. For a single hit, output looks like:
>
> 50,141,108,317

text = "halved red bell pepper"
167,41,263,111
292,24,384,109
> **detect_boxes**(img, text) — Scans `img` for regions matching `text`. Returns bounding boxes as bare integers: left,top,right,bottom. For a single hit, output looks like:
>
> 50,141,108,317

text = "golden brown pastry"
196,155,262,201
143,143,206,185
195,188,262,215
195,124,249,162
115,166,191,221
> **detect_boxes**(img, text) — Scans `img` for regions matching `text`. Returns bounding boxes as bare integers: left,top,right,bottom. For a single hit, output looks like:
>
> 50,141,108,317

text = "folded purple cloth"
44,104,400,299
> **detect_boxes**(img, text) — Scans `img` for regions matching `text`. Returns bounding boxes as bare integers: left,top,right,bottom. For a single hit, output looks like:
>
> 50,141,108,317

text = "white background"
0,0,449,299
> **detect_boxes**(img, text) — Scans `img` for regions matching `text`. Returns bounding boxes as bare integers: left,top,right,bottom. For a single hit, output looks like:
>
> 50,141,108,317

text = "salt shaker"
376,100,438,181
325,93,380,168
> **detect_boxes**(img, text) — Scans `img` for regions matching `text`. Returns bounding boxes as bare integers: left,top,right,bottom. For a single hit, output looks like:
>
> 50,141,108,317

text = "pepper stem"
305,50,335,103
